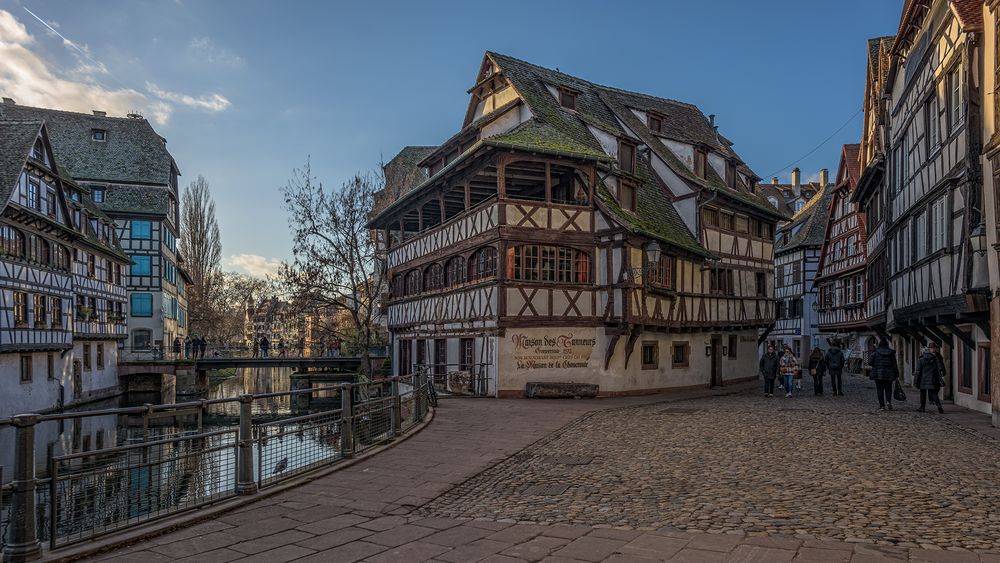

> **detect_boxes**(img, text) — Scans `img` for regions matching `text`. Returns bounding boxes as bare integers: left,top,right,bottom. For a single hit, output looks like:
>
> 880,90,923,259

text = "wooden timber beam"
944,323,976,350
622,328,641,370
603,333,620,370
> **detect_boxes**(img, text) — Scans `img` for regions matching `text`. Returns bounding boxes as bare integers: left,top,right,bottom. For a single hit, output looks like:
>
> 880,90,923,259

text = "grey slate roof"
777,184,833,252
0,120,42,208
101,184,172,216
0,102,175,186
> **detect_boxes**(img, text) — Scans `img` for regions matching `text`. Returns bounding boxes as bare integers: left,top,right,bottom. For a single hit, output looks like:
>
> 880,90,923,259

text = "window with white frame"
913,211,927,260
949,65,963,132
926,93,940,151
931,197,947,252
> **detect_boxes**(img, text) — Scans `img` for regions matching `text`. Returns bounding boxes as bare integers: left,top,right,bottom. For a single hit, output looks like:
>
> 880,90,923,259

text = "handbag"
893,380,907,402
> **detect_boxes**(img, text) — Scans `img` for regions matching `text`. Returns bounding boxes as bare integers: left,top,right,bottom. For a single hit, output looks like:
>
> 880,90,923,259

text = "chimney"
92,110,106,117
709,114,715,128
791,167,801,189
771,177,779,186
819,168,829,187
1,97,14,104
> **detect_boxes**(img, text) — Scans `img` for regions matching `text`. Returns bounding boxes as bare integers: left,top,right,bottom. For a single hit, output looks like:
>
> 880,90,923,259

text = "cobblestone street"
425,377,1000,552
87,379,1000,562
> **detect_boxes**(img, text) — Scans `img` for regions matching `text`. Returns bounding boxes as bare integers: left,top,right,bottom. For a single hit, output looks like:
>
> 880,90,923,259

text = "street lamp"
970,223,988,256
627,240,662,280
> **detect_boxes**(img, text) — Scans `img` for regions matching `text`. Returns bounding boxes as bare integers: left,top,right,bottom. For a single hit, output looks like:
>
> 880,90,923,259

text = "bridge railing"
0,374,432,560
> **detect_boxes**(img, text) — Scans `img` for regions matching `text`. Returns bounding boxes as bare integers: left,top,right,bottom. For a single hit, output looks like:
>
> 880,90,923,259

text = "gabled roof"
0,102,176,186
949,0,984,32
777,184,833,252
0,120,43,208
836,143,862,191
375,146,437,216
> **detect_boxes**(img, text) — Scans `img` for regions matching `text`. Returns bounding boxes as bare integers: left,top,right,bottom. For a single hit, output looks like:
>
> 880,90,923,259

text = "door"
710,336,722,388
72,360,82,400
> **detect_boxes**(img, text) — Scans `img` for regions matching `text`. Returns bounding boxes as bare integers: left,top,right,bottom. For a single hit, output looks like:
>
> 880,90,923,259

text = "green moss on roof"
485,119,611,161
778,185,833,252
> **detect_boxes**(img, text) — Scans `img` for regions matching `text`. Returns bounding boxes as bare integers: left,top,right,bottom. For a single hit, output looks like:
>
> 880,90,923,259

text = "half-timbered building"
885,0,989,413
852,36,896,343
816,144,875,361
0,120,128,416
0,100,188,354
369,52,784,397
758,168,827,218
769,185,833,363
982,0,1000,425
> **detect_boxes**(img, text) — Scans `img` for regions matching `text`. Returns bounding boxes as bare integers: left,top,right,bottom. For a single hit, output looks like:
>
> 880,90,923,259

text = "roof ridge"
0,102,146,122
486,51,699,111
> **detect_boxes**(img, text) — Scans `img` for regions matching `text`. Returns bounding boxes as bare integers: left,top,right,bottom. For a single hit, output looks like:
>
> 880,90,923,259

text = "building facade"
245,296,305,354
884,0,990,413
769,185,833,363
369,52,783,397
758,167,827,217
816,144,876,361
0,101,188,355
0,120,128,416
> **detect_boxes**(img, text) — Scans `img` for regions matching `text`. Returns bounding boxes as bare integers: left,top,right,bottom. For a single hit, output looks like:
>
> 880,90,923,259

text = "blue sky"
0,0,903,277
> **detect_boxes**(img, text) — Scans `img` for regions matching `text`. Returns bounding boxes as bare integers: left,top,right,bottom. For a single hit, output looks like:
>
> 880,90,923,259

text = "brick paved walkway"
86,379,1000,563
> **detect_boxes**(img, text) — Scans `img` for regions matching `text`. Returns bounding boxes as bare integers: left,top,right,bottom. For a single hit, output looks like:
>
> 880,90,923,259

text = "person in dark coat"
870,338,899,410
172,337,181,359
759,345,780,397
915,342,945,413
808,348,826,396
260,335,270,357
825,341,846,396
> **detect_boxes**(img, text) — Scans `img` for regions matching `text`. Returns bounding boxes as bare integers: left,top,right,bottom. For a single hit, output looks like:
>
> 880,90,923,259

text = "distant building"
757,167,828,218
0,101,189,353
0,120,129,416
768,184,833,363
244,296,304,353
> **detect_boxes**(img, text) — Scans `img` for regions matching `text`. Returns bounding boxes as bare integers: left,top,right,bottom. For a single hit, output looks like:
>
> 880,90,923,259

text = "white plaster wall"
480,106,524,139
495,327,760,395
587,125,619,159
649,153,696,197
674,198,698,235
662,139,694,171
0,352,66,417
708,152,726,179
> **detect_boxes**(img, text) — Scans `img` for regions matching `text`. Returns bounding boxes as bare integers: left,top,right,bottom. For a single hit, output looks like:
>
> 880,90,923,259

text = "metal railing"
413,362,493,397
0,373,432,560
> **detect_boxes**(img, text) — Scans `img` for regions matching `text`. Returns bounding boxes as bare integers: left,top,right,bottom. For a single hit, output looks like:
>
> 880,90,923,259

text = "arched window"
0,226,24,258
445,256,466,287
468,247,497,281
510,245,590,284
391,274,404,298
404,269,421,296
423,263,444,291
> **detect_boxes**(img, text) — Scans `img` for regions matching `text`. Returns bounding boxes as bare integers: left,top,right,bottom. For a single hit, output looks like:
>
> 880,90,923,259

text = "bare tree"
215,271,276,346
281,159,385,375
180,175,223,335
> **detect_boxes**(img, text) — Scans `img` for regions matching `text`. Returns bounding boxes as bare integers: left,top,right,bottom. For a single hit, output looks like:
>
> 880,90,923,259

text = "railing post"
4,414,42,562
391,378,402,438
340,384,354,458
235,395,257,495
416,371,427,420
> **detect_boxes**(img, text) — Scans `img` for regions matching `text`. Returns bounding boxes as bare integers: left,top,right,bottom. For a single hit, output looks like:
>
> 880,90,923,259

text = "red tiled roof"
950,0,984,31
836,144,862,190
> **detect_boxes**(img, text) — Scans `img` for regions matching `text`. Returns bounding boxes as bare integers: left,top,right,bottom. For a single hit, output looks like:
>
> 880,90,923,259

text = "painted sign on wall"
510,332,596,370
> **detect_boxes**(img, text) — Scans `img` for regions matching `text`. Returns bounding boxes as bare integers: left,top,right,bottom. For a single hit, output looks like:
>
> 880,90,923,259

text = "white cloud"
0,9,232,126
189,36,245,68
225,254,283,278
146,82,231,112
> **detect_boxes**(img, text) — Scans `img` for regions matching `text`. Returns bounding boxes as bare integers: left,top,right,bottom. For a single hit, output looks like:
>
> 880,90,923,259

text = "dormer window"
618,140,636,175
619,180,637,212
694,148,707,179
31,139,44,162
647,113,663,133
725,161,736,188
92,188,105,203
92,129,107,142
558,87,578,111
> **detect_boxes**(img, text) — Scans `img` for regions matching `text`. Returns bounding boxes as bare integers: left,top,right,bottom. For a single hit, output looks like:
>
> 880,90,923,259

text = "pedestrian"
759,345,779,397
173,336,181,359
808,347,826,396
252,337,259,358
915,342,946,413
278,337,286,357
870,338,899,410
825,340,846,396
779,345,799,398
261,335,270,357
199,336,208,358
184,336,192,359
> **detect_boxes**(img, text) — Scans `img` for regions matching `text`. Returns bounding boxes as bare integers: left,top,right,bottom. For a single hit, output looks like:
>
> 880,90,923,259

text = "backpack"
826,349,844,370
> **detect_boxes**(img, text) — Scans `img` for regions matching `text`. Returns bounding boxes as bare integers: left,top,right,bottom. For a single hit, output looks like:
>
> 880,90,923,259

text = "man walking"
825,340,846,396
759,345,779,397
915,342,946,413
870,338,898,410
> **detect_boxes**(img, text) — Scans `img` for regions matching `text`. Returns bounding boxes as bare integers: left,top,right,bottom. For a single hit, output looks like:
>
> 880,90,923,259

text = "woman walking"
870,338,898,410
915,342,945,413
779,345,800,398
808,348,826,395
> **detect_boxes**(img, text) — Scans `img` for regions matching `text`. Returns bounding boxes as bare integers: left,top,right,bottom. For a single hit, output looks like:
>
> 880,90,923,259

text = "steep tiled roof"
101,185,172,216
0,120,42,208
778,185,833,252
375,146,436,216
840,144,862,190
0,102,175,186
950,0,984,31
